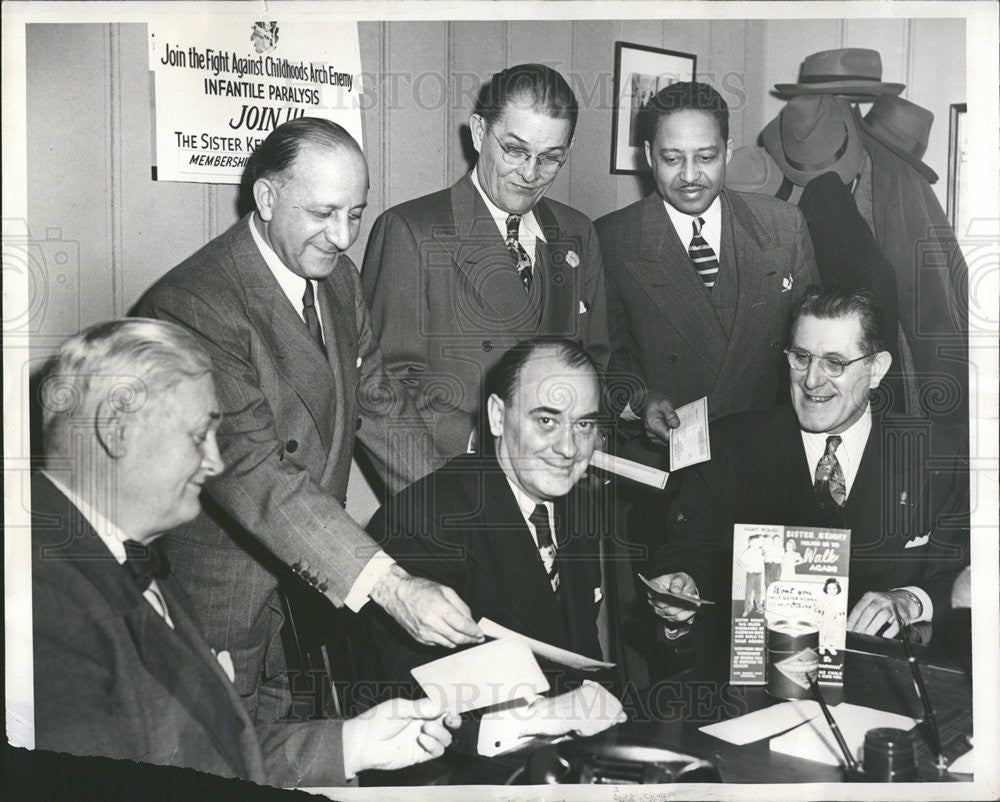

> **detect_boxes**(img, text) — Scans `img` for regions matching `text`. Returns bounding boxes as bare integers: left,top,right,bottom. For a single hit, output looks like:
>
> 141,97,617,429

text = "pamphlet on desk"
729,523,851,691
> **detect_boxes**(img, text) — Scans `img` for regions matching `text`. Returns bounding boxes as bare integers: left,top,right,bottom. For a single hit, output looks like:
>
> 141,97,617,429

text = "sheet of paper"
947,748,974,774
590,450,668,489
638,572,715,606
669,396,711,470
478,618,616,671
410,636,548,714
700,700,820,745
769,702,920,766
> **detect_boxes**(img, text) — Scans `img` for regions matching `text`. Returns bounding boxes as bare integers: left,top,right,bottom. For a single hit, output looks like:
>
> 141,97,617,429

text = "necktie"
528,504,560,594
814,435,847,509
123,539,168,591
505,214,533,293
688,217,719,290
302,280,326,355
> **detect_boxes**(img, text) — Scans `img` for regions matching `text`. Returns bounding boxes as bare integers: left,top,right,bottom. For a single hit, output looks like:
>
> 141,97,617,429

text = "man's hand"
342,697,462,777
645,572,700,636
643,391,680,446
371,564,484,647
847,589,921,638
518,681,626,739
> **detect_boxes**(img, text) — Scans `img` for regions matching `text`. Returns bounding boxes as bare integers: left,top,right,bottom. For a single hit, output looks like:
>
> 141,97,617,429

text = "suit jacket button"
286,439,298,453
482,340,493,352
318,581,328,593
667,353,678,363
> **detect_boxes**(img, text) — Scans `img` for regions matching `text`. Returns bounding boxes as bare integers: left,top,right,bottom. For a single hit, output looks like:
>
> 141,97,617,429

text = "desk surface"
367,633,973,786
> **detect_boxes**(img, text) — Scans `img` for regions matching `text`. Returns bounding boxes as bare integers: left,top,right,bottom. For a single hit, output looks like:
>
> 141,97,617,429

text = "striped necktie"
506,214,533,293
814,435,847,508
689,216,719,290
528,504,560,594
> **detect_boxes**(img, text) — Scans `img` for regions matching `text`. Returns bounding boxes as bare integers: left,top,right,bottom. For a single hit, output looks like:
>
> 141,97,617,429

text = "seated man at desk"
367,337,611,692
646,286,969,669
32,319,460,786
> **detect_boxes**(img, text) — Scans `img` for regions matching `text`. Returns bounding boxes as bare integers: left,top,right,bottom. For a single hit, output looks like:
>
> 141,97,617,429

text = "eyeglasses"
784,347,876,378
486,127,566,174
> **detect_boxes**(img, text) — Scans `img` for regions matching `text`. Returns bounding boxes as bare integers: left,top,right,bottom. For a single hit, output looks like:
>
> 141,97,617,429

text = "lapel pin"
565,250,580,268
900,490,908,505
781,274,794,292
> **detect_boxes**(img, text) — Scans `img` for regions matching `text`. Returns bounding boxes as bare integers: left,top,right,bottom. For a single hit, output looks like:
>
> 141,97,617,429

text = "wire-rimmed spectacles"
486,127,566,174
784,347,876,378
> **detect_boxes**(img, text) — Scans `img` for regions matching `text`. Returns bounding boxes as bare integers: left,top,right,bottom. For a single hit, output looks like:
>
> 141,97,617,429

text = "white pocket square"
594,587,603,603
214,649,236,682
579,300,589,314
356,356,362,368
904,534,929,549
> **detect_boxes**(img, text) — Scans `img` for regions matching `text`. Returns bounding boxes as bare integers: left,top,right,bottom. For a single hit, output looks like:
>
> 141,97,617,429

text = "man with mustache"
362,64,609,458
595,81,818,466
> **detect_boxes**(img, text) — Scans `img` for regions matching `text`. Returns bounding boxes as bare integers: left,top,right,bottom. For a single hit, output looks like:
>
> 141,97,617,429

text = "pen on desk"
895,609,946,769
809,674,858,772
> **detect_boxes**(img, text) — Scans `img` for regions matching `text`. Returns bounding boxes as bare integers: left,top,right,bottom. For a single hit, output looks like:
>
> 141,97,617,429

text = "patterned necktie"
528,504,560,594
505,214,533,293
123,539,168,591
689,217,719,290
814,435,847,508
302,280,326,355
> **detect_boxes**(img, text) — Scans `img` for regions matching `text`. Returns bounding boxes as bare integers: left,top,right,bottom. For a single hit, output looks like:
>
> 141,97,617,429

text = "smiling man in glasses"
362,64,609,458
645,285,969,672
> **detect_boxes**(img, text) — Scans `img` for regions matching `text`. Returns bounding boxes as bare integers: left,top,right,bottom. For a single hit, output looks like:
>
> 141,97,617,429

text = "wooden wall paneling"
908,17,966,210
115,23,236,313
706,20,752,149
448,21,507,184
569,20,619,221
383,22,449,212
26,23,115,347
504,22,575,207
761,19,843,130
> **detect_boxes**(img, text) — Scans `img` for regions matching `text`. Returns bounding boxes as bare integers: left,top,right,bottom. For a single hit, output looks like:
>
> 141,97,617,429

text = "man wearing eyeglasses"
645,285,969,670
362,64,609,458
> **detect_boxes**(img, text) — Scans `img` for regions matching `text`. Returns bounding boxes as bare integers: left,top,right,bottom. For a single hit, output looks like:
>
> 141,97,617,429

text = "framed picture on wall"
947,103,968,235
611,41,696,174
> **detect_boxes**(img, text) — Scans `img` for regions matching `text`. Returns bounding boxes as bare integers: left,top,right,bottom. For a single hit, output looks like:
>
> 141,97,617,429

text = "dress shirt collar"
41,470,131,563
663,194,722,258
504,475,554,549
469,169,546,245
248,214,323,331
799,404,873,497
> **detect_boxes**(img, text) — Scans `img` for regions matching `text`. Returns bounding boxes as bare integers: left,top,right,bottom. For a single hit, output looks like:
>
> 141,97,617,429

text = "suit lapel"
315,266,355,483
630,194,728,370
533,200,575,336
230,218,337,449
468,469,571,648
440,176,541,332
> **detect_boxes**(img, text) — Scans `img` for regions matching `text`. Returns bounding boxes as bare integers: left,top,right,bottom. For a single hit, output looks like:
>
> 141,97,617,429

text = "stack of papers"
769,703,920,766
699,700,820,745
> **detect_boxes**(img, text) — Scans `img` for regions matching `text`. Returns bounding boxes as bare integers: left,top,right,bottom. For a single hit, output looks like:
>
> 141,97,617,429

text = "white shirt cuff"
344,550,396,612
895,585,933,624
620,402,641,422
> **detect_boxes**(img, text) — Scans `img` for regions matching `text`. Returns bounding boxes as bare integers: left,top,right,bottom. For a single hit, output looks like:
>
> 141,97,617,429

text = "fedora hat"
762,94,863,187
774,48,905,102
859,95,938,183
725,144,787,196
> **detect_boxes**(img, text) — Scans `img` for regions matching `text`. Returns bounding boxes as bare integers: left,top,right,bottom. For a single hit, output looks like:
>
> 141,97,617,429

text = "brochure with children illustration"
728,524,851,692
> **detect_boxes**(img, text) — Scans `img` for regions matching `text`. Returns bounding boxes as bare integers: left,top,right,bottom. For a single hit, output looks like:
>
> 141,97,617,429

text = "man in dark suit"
362,64,610,458
594,81,819,463
646,287,969,671
367,338,610,691
32,319,459,785
137,119,482,724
